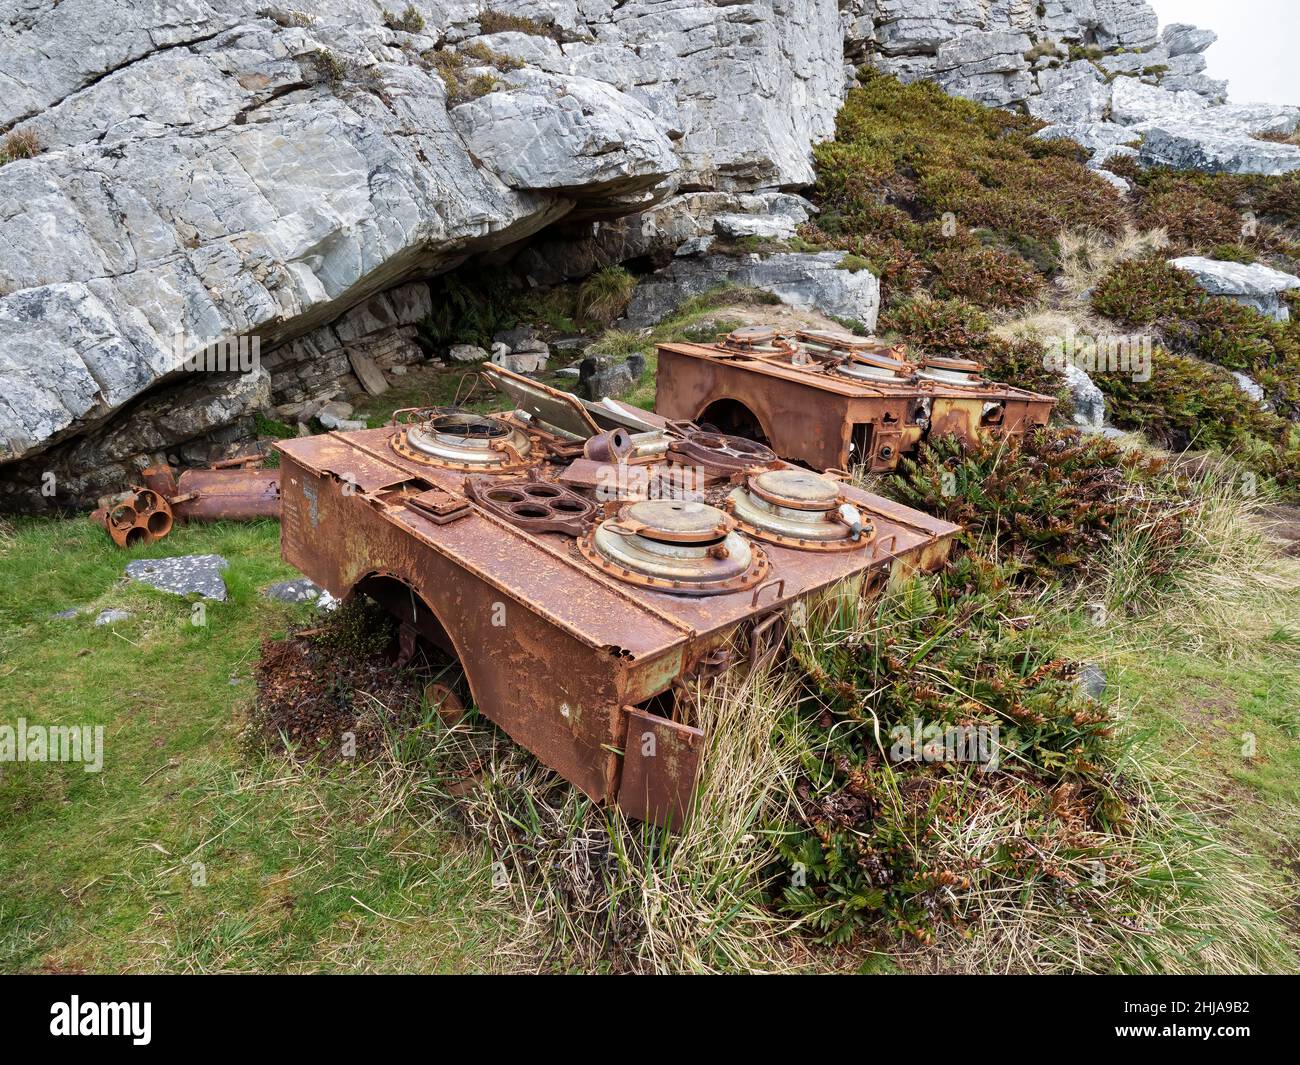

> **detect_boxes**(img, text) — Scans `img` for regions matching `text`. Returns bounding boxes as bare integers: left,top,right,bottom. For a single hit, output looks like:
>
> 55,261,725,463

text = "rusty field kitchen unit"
275,366,959,828
655,327,1056,473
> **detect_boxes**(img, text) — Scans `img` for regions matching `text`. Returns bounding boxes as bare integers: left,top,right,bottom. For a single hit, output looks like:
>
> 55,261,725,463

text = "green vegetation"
807,69,1123,302
574,265,637,326
0,519,510,972
476,12,561,39
422,43,521,104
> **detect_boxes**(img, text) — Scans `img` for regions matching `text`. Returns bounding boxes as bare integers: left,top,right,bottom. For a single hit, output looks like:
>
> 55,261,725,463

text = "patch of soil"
250,634,425,762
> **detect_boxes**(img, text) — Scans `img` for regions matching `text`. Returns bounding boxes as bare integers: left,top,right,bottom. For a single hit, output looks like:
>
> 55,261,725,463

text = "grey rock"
579,356,635,401
1162,23,1217,57
1168,257,1300,321
449,344,490,363
1231,372,1267,406
1110,78,1209,126
494,326,539,350
1063,364,1106,429
94,609,132,627
1140,124,1300,176
262,578,324,604
450,70,679,195
316,401,356,430
625,252,880,332
51,608,81,621
125,554,229,602
675,235,717,258
713,214,800,242
491,349,548,374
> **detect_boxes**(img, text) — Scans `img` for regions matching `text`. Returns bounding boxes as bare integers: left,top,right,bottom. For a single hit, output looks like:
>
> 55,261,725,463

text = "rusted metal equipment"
654,326,1057,473
91,457,280,548
90,488,174,547
142,461,281,523
274,364,960,830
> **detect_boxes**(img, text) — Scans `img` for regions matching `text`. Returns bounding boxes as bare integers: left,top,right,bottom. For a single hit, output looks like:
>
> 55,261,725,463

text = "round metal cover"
726,471,873,551
390,411,533,470
832,351,915,382
621,499,733,543
727,326,776,345
748,469,840,511
579,501,769,596
665,430,777,475
917,356,985,387
797,329,864,351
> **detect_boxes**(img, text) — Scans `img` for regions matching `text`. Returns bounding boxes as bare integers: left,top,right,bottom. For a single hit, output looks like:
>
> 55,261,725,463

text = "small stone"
449,344,490,363
95,608,132,626
389,364,407,376
317,400,355,429
262,578,323,603
125,554,229,601
555,367,581,378
51,608,80,620
348,349,389,396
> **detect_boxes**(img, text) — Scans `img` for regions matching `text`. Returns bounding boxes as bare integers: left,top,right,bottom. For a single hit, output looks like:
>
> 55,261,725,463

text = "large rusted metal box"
276,367,960,828
655,327,1056,473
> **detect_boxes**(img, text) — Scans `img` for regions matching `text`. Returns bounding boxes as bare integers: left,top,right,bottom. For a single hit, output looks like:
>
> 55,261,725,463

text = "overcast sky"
1151,0,1299,105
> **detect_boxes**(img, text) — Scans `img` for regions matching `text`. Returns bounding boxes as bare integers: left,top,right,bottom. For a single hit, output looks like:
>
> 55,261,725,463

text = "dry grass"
426,667,813,973
0,128,40,165
1056,225,1170,304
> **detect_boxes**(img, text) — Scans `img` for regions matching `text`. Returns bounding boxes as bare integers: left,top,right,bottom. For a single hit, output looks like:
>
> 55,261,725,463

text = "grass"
1,452,1297,974
0,518,510,972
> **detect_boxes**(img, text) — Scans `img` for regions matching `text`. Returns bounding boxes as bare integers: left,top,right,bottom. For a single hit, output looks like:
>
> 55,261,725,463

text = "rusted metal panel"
617,707,704,830
655,330,1056,473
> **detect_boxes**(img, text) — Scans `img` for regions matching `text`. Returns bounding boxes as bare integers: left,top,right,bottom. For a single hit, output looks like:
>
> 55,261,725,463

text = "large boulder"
1168,257,1300,322
0,0,847,504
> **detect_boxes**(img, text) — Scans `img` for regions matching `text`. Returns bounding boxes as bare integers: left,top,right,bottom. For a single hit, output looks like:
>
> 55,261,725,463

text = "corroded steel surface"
275,367,961,828
654,329,1056,473
90,488,173,547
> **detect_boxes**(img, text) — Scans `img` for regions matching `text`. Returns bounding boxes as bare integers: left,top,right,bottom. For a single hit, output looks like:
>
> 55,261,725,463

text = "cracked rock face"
0,0,1288,509
0,0,843,490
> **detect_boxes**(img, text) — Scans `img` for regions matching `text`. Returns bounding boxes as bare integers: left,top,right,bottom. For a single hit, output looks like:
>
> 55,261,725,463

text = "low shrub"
886,427,1180,584
575,265,636,326
780,556,1118,943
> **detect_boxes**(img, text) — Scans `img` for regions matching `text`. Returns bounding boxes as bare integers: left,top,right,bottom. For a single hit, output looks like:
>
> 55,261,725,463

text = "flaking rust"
275,364,961,829
654,326,1056,473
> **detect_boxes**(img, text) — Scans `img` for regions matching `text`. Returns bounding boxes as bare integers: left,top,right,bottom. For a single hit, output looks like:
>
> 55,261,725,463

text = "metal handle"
749,578,785,609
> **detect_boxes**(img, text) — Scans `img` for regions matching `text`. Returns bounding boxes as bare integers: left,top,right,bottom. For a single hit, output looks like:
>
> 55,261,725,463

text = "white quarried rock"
625,252,880,332
1168,257,1300,322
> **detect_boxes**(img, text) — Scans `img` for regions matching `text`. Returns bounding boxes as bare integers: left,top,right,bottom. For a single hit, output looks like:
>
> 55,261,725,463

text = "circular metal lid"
621,499,732,543
748,469,840,511
727,326,776,346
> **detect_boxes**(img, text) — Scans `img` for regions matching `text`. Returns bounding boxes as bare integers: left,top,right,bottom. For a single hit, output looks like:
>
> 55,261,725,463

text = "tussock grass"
424,668,811,973
1055,225,1170,303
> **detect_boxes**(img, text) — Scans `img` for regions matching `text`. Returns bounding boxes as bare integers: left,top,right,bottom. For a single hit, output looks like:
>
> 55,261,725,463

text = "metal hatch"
484,363,601,441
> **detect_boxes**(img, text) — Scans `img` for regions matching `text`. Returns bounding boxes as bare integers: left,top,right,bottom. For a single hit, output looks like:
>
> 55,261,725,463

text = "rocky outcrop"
846,1,1300,176
624,251,881,332
1169,257,1300,322
0,1,844,507
0,0,1290,510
